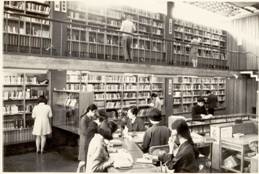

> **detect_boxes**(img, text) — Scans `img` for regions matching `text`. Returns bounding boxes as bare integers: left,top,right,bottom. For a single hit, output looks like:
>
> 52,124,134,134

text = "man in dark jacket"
206,90,218,115
192,97,213,121
142,108,171,153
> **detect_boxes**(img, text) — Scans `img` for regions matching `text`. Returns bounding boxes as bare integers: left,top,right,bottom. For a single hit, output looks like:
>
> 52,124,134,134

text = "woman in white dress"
32,95,52,153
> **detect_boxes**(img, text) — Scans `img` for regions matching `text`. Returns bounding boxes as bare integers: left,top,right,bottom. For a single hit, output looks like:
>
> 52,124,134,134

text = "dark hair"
81,104,97,118
197,97,205,103
107,121,118,134
128,106,138,116
206,90,211,94
149,108,161,122
86,104,97,112
38,95,47,104
97,109,108,122
171,119,199,158
151,93,158,98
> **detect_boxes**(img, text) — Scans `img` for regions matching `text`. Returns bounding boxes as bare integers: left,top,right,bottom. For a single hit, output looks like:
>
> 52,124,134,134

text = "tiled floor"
4,149,78,172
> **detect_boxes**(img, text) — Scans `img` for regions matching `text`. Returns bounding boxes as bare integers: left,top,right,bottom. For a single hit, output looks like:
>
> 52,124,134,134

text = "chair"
149,144,169,156
149,145,170,172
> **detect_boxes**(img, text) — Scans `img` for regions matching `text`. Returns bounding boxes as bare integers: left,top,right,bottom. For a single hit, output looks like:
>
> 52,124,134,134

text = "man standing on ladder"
120,14,136,61
190,37,201,67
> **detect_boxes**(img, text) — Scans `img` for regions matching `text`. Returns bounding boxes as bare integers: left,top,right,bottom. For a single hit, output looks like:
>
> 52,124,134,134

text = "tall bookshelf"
172,18,227,68
66,2,166,62
3,69,49,145
65,71,165,117
3,1,51,54
171,76,226,115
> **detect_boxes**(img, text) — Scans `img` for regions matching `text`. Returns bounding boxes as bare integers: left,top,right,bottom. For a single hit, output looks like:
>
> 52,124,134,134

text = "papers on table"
110,150,134,169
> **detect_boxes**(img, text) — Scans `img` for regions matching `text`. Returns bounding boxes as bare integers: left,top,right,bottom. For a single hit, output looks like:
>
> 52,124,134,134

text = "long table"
108,132,160,173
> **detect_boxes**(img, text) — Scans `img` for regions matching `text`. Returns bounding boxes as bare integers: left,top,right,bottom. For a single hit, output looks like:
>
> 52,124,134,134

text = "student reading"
152,119,199,173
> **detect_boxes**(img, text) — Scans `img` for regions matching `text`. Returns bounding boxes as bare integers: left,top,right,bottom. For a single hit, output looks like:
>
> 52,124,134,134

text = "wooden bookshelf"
66,2,165,61
169,76,226,115
65,71,165,117
172,18,227,68
3,69,49,145
3,1,51,53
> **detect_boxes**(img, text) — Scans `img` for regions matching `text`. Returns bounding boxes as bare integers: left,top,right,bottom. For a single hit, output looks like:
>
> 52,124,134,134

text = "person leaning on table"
151,119,199,173
192,97,213,121
126,106,145,132
142,108,171,153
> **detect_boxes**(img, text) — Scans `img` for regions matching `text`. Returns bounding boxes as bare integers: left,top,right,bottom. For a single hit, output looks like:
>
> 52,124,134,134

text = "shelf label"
169,18,173,35
168,79,172,95
54,1,60,11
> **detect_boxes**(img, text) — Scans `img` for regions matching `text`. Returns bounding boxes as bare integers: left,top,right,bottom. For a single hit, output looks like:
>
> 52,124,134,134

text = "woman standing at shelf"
32,95,52,154
76,104,98,172
125,106,145,132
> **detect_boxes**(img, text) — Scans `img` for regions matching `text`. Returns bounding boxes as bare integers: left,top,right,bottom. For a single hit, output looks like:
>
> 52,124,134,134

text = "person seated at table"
142,108,171,153
86,120,118,173
192,97,213,121
98,109,113,140
152,119,199,173
126,106,145,132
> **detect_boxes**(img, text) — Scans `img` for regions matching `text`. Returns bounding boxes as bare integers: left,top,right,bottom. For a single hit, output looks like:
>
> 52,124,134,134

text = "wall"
226,76,257,114
227,14,259,70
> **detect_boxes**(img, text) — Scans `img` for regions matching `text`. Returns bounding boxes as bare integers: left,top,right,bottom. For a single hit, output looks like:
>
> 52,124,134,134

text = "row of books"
174,18,225,35
26,2,50,15
66,84,80,91
4,128,34,145
4,119,24,130
5,1,24,10
3,90,24,100
4,34,51,48
3,103,37,114
4,74,48,85
173,77,226,84
25,88,45,99
105,93,121,100
3,104,23,115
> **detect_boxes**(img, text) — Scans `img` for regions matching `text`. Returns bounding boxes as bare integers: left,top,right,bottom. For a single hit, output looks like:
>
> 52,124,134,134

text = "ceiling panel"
184,1,259,18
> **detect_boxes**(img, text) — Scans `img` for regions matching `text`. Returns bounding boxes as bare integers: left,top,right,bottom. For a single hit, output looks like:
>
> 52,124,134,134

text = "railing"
4,11,257,71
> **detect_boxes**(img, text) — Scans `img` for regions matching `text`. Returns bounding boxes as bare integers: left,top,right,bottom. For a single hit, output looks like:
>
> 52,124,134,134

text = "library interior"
1,0,259,173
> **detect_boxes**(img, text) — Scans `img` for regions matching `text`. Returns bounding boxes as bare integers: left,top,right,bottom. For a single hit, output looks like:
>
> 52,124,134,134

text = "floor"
4,146,219,173
4,148,78,172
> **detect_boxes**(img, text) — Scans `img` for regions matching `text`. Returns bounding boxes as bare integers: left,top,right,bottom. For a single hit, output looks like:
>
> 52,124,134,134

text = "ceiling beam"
227,2,254,13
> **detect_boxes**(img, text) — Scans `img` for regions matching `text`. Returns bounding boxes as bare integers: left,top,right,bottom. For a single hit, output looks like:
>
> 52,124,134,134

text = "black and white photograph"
1,0,259,173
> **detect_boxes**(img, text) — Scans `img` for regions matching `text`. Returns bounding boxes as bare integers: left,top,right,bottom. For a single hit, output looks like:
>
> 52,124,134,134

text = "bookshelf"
66,2,166,61
3,1,51,54
52,90,94,133
3,69,49,145
65,71,165,117
171,76,226,115
173,18,227,68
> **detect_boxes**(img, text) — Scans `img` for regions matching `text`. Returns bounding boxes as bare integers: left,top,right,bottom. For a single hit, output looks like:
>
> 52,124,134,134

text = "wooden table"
108,132,159,173
220,134,258,173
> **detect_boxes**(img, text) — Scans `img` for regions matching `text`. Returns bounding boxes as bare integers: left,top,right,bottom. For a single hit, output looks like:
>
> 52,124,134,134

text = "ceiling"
183,1,259,18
